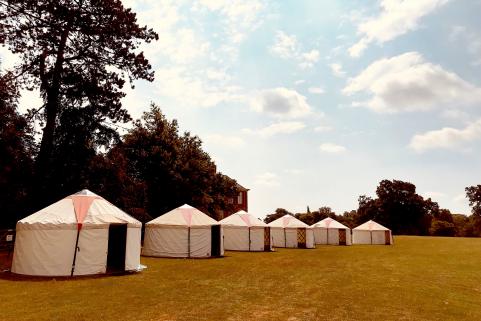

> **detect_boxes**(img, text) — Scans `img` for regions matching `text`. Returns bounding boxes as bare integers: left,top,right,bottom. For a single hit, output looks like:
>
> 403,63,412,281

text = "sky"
2,0,481,218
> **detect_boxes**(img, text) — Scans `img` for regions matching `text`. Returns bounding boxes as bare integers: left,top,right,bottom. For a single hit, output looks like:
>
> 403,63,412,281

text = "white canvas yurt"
267,215,315,248
11,189,142,277
311,217,352,245
352,220,393,245
220,210,272,251
142,204,224,258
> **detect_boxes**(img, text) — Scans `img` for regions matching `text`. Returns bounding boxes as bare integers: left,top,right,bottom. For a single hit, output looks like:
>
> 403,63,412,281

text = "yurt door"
107,224,127,272
339,229,346,245
384,231,391,245
264,227,271,251
297,228,306,248
211,225,221,257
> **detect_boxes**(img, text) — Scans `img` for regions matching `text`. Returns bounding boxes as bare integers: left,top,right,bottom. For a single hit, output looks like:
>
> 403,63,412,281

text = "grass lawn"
1,236,481,320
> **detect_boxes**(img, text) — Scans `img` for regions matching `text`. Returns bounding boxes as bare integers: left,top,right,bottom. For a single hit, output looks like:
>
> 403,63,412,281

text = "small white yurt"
311,217,352,245
142,204,223,258
12,189,142,276
220,210,272,251
352,220,393,245
267,214,314,249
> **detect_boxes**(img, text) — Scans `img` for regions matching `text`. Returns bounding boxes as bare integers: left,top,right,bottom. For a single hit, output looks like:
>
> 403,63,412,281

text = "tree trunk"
35,27,70,189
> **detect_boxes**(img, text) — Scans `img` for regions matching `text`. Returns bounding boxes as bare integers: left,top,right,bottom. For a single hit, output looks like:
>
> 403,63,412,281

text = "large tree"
0,0,158,183
116,105,238,219
0,70,35,227
466,185,481,217
357,180,437,235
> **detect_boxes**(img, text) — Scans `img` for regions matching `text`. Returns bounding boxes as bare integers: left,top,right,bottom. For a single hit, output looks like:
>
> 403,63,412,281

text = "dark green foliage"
0,71,35,227
109,104,239,220
429,220,456,236
295,206,336,226
264,208,293,224
466,185,481,217
356,180,436,235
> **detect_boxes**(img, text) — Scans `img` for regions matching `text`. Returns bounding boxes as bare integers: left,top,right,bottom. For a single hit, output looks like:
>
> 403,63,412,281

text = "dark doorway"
385,231,391,245
297,228,306,248
107,224,127,272
211,225,221,257
264,227,271,251
339,229,346,245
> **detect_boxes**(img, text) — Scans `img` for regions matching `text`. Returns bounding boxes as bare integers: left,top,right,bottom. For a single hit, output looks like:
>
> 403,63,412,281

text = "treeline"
1,80,239,228
265,180,481,237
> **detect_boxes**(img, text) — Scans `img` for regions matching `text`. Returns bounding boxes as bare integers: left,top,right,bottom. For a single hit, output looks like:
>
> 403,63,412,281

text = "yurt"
352,220,393,245
267,214,314,248
142,204,223,258
11,189,142,276
311,217,352,245
220,210,272,251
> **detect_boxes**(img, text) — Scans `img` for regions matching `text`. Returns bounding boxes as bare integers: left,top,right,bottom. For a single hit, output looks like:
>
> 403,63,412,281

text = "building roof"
235,182,249,192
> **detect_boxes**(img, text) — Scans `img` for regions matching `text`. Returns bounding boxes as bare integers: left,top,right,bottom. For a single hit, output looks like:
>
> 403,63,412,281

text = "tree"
264,208,292,224
356,180,437,235
466,185,481,217
0,0,158,184
429,220,455,236
0,70,35,227
117,105,238,219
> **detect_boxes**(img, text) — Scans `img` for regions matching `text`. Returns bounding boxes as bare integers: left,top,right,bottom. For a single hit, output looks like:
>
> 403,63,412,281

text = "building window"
237,192,243,204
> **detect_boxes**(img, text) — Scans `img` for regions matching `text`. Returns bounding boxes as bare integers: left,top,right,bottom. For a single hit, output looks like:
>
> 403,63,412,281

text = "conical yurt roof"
267,214,309,228
220,210,267,227
353,220,390,231
17,189,141,230
311,217,349,229
146,204,218,227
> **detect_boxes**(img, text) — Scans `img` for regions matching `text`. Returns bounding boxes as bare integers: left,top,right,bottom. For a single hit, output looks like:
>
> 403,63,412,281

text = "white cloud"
329,63,346,78
124,1,209,65
308,87,325,95
349,0,449,57
314,125,333,133
319,143,347,153
154,67,242,108
299,50,320,69
270,31,298,59
203,134,246,148
343,52,481,113
254,172,280,187
197,0,265,44
409,119,481,152
243,121,306,138
250,87,312,118
270,31,320,69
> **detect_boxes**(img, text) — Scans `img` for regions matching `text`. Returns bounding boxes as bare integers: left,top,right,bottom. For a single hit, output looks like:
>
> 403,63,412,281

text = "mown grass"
1,236,481,320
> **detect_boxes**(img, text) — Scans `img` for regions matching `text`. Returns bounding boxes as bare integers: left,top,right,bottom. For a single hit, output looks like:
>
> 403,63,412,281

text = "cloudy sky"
3,0,481,217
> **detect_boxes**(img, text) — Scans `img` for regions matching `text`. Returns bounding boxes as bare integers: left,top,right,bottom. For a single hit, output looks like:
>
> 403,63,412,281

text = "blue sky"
2,0,481,218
